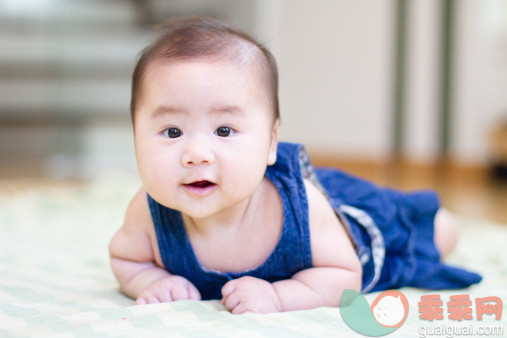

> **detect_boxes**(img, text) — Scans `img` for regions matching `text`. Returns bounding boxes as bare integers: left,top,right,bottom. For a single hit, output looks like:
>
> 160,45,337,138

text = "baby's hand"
136,275,201,305
221,276,282,314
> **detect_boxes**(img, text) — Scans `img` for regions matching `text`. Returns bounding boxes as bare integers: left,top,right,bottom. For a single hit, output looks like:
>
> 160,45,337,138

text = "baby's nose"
181,140,215,167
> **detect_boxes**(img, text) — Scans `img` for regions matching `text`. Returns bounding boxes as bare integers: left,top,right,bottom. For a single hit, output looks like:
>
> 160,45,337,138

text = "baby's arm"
109,188,200,304
272,180,362,310
221,180,361,313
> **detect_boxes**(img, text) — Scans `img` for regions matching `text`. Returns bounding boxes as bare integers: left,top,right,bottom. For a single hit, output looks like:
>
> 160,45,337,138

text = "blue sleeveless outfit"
147,142,482,300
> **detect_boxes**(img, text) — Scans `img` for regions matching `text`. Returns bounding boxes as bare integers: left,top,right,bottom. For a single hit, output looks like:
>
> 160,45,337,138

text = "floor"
310,156,507,225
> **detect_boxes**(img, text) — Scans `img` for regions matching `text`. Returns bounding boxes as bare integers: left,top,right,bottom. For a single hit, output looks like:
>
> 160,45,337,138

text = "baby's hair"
130,16,279,124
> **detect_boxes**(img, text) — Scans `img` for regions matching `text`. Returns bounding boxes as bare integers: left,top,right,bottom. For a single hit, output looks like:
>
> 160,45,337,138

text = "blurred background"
0,0,506,222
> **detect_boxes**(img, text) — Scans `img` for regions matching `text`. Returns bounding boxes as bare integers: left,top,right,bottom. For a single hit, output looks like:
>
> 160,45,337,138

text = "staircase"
0,0,151,178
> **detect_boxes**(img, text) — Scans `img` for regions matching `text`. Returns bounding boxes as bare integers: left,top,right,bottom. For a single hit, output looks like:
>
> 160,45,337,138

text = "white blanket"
1,176,505,337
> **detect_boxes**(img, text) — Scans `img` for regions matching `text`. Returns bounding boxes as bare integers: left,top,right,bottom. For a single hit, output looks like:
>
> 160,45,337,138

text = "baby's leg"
433,208,459,258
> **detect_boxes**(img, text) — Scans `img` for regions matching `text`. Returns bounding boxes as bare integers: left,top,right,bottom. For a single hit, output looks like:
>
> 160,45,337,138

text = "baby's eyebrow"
210,105,244,116
152,105,185,118
152,105,245,118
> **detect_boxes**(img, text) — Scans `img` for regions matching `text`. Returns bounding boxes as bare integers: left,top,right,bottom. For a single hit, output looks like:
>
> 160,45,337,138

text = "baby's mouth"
186,180,214,188
183,180,217,196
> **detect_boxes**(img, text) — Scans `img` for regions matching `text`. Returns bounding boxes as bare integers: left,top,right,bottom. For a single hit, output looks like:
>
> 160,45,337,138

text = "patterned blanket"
1,176,505,337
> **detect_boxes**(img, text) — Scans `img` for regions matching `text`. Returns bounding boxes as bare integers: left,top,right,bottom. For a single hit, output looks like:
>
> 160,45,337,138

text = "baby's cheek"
136,153,158,184
141,170,177,207
225,163,264,191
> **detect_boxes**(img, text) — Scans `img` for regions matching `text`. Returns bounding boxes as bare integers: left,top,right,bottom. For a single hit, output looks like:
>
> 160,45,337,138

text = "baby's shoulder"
303,179,342,233
124,187,154,232
304,179,360,271
110,187,158,263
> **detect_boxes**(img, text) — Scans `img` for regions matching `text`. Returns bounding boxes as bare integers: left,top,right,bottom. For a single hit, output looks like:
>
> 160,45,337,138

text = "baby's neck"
183,199,251,237
179,177,283,273
181,179,267,238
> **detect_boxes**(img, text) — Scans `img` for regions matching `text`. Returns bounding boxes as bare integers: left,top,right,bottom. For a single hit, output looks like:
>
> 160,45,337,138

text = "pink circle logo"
370,290,409,328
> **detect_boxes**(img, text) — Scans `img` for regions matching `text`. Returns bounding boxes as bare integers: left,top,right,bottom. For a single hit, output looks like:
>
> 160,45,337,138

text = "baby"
109,17,481,314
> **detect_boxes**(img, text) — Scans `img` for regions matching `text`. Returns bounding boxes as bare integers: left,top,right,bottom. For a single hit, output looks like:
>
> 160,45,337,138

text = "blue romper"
147,142,482,300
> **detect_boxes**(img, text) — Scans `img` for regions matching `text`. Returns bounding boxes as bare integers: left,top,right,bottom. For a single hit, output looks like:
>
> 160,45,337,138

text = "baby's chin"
178,198,250,223
177,201,227,221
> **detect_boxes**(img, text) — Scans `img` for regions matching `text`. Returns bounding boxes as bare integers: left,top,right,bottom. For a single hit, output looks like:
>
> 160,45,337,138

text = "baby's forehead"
149,57,245,72
140,58,271,109
152,35,263,72
144,55,268,92
155,43,261,70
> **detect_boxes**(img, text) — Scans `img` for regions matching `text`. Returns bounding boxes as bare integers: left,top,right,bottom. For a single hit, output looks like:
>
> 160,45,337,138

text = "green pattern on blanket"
1,176,506,337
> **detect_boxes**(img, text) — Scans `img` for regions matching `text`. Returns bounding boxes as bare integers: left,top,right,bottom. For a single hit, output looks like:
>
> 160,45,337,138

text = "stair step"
0,79,130,118
0,0,140,26
0,32,148,64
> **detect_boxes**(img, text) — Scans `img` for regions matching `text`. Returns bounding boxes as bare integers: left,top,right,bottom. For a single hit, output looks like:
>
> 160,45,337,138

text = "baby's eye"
164,127,182,138
215,126,232,137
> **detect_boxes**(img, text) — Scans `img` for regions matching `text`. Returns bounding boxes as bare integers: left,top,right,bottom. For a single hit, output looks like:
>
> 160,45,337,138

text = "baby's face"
134,60,278,219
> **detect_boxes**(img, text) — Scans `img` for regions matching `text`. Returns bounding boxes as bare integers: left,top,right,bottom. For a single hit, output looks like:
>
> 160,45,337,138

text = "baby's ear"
267,120,280,165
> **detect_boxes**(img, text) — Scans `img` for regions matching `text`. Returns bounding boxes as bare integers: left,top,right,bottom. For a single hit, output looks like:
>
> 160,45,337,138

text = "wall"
257,0,507,165
453,0,507,164
263,0,395,159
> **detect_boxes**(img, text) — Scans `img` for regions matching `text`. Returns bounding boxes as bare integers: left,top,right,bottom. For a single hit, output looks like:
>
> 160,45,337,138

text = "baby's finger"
143,294,161,304
221,280,237,298
156,290,174,303
187,282,201,301
231,303,248,315
171,284,190,301
135,297,147,305
223,293,240,311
